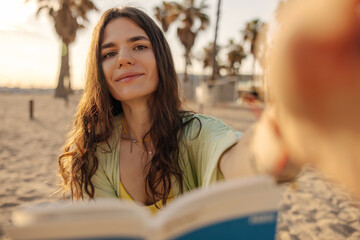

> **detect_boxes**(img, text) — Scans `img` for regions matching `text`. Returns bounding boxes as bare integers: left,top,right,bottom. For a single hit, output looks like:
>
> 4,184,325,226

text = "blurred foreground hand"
266,0,360,198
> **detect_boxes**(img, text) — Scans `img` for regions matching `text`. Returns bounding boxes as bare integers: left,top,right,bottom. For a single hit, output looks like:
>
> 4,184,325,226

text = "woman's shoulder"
95,114,122,155
181,113,236,140
182,112,218,122
182,113,229,129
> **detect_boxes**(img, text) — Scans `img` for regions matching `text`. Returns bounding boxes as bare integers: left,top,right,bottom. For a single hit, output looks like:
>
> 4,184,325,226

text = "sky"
0,0,279,89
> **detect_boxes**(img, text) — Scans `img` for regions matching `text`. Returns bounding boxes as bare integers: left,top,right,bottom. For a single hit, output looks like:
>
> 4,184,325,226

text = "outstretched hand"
264,0,360,197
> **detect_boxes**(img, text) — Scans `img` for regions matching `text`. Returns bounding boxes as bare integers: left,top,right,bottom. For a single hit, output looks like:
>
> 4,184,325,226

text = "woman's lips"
115,73,144,83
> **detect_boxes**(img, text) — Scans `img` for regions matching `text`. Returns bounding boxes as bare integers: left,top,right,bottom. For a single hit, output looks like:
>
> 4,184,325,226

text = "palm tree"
29,0,98,98
211,0,221,80
154,0,209,82
226,39,246,76
242,18,262,83
202,42,221,76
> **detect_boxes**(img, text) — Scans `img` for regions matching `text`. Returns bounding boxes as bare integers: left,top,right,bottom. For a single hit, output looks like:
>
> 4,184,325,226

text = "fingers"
251,107,301,180
249,104,264,119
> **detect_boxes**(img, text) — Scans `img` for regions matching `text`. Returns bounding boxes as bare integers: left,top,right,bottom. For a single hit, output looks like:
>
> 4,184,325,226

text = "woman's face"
101,17,159,102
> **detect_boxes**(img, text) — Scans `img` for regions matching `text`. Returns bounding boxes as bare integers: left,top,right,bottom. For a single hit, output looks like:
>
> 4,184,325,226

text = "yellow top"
119,180,174,214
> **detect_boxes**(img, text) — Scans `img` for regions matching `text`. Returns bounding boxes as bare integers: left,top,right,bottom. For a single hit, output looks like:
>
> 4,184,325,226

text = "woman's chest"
118,140,159,205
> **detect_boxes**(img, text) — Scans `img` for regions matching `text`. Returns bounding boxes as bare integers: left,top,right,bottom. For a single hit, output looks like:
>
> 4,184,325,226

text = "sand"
0,93,78,238
0,92,359,239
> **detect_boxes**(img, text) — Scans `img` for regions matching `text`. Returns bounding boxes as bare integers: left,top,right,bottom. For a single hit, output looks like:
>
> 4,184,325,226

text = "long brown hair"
58,7,192,205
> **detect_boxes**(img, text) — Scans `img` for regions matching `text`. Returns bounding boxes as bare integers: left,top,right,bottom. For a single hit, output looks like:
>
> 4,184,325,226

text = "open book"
5,175,281,240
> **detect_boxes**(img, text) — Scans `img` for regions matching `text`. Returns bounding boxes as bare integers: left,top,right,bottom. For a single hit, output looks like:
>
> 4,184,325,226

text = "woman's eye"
134,45,148,51
103,51,117,59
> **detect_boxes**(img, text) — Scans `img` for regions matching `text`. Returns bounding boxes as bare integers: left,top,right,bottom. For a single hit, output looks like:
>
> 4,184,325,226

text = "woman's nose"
116,48,135,68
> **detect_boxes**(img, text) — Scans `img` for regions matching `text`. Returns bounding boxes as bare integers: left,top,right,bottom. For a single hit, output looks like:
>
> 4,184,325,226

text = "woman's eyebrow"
127,36,150,43
101,42,115,50
101,36,150,50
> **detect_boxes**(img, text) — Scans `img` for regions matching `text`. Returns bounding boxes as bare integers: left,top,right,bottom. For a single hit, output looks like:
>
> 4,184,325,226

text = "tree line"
29,0,283,99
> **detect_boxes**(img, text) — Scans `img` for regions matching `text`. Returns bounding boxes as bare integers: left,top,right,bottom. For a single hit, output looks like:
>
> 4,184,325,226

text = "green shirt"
89,114,241,199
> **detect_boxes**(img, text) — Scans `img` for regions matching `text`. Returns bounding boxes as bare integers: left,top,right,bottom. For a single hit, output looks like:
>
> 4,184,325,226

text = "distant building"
178,74,264,103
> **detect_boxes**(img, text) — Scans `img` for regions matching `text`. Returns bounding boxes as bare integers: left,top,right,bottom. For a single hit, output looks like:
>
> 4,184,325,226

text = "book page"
154,175,281,240
6,199,151,240
6,177,281,240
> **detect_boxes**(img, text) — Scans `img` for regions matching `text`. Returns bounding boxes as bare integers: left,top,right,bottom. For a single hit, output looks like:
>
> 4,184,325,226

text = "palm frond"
36,5,51,16
154,0,209,79
80,0,98,12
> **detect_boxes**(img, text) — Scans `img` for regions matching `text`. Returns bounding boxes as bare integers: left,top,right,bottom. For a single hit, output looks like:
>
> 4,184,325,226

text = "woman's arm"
221,0,360,197
219,108,301,182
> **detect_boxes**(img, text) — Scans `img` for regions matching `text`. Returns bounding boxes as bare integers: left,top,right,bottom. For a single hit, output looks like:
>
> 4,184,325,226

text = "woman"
58,7,291,212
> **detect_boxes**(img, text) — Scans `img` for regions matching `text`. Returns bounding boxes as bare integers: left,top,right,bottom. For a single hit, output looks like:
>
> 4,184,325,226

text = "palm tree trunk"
68,74,73,94
252,54,256,86
211,0,221,80
55,41,70,99
184,54,189,83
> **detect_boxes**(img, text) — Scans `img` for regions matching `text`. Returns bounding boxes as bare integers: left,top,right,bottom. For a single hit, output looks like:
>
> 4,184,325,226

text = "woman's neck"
121,100,152,141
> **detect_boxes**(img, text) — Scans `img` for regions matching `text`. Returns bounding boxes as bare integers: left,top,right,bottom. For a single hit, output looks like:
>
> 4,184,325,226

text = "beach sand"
0,93,359,239
0,93,78,235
